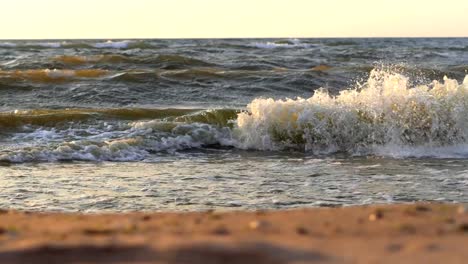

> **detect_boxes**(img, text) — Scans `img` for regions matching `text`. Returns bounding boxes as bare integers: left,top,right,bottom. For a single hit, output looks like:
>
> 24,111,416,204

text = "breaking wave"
0,69,108,83
0,123,234,162
235,70,468,156
1,69,467,162
0,108,238,128
53,54,213,67
0,109,239,162
0,40,154,50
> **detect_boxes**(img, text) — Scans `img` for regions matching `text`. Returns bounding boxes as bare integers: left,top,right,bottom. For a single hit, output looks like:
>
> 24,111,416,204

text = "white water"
252,39,312,49
93,40,131,49
235,70,468,156
0,123,234,162
1,70,468,162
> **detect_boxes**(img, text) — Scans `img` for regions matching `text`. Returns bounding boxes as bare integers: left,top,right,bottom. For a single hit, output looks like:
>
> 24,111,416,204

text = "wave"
107,68,311,82
157,68,244,80
54,55,132,65
0,40,155,50
251,39,313,49
0,108,239,162
153,54,212,67
54,54,212,68
323,40,358,47
0,67,241,84
1,69,468,162
89,40,155,49
0,42,19,48
0,41,67,49
235,70,468,155
0,69,108,83
0,108,207,128
0,122,235,163
92,40,132,49
0,108,239,129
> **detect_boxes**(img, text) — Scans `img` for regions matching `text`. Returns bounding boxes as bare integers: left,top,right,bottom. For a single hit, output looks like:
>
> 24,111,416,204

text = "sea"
0,38,467,212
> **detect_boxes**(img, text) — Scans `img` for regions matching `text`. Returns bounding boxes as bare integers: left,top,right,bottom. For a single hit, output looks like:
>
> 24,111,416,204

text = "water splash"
235,69,468,156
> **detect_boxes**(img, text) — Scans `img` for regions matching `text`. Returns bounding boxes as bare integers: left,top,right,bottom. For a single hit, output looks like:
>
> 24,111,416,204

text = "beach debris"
425,244,440,251
457,205,467,214
444,217,456,224
212,226,230,236
141,215,151,221
386,243,403,253
368,209,384,221
249,220,270,230
296,226,309,235
0,226,20,235
209,213,222,220
333,227,343,234
83,227,114,236
458,223,468,233
398,223,417,234
405,205,431,216
414,205,431,212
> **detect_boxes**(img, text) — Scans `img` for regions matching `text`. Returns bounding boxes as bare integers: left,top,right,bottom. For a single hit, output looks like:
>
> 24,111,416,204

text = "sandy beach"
0,203,466,263
1,0,468,262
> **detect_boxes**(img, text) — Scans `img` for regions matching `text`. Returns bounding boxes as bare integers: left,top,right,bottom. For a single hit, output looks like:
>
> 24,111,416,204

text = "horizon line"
1,36,468,41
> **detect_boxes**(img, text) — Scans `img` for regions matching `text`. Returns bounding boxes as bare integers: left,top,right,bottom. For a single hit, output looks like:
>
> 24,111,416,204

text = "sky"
1,0,467,39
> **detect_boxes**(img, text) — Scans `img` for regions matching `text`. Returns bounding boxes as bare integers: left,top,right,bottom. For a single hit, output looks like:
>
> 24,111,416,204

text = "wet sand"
0,203,466,263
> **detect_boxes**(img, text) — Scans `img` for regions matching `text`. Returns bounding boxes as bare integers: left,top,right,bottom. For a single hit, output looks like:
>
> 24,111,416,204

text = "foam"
0,123,235,162
35,42,62,48
0,42,17,48
252,39,311,49
373,144,468,159
93,40,131,49
234,69,468,157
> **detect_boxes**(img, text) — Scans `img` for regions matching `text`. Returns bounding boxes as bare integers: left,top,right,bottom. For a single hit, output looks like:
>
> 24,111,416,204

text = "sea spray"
235,70,468,154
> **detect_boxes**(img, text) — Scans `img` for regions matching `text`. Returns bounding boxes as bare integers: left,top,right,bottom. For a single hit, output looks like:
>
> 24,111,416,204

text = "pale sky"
1,0,467,39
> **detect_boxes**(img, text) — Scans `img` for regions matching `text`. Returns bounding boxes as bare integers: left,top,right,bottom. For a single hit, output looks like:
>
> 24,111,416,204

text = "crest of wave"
235,69,468,155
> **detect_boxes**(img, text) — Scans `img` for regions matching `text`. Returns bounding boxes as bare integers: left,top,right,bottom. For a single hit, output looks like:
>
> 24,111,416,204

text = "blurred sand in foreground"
0,203,466,263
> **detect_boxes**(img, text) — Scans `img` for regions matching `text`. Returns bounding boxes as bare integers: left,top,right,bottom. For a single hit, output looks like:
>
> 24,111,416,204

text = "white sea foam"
45,69,76,78
373,144,468,159
0,42,62,48
234,70,468,157
0,42,17,48
1,58,20,67
93,40,131,49
35,42,62,48
252,39,311,49
0,123,235,162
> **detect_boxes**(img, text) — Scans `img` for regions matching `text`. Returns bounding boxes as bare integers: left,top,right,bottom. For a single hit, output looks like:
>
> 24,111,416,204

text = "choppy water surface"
0,38,467,211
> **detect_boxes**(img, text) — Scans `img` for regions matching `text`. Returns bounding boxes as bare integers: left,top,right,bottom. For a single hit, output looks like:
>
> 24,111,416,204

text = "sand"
0,203,466,263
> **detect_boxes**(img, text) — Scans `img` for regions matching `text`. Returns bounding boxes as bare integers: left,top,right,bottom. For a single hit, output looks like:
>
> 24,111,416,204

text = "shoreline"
0,203,466,263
